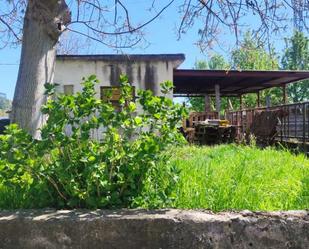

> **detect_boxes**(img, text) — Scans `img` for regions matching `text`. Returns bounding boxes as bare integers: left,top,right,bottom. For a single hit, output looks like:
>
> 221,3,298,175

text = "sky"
0,1,200,99
0,0,301,100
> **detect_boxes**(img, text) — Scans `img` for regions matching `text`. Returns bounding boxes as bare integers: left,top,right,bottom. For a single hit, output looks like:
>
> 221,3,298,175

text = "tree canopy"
282,31,309,102
231,33,279,71
188,32,284,112
231,32,281,108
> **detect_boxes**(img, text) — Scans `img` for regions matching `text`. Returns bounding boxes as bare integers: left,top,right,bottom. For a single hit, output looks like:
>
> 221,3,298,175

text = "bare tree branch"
1,0,309,52
66,27,142,49
67,0,175,36
0,16,21,42
177,0,308,51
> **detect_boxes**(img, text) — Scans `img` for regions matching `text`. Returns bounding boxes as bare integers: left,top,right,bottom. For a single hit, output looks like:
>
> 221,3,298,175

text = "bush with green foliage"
0,75,187,209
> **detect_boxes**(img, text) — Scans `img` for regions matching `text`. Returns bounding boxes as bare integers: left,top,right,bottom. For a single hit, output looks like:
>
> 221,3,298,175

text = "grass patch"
1,144,308,211
168,144,308,211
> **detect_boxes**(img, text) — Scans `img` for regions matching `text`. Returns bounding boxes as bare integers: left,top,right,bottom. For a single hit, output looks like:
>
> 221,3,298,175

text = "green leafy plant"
0,75,187,209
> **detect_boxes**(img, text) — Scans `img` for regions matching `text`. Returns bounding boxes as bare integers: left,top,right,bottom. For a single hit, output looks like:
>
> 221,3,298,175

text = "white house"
54,54,185,99
53,54,185,139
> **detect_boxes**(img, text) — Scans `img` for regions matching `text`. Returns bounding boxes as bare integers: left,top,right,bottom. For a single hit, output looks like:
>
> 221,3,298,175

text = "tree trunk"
11,0,70,138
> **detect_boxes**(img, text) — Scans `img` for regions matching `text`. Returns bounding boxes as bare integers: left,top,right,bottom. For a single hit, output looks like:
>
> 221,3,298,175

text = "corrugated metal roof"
173,69,309,96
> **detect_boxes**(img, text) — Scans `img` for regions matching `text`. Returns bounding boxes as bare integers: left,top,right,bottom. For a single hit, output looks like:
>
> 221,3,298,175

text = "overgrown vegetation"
160,145,307,211
0,76,308,211
0,75,187,209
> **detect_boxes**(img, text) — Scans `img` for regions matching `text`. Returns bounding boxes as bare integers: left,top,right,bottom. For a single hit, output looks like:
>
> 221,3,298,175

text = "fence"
226,101,309,146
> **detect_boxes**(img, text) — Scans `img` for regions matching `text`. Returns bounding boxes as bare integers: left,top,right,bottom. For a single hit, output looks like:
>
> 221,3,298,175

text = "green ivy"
0,75,187,209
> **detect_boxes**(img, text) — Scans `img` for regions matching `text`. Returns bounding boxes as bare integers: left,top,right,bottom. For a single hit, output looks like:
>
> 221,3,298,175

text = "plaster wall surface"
52,54,185,139
54,54,185,98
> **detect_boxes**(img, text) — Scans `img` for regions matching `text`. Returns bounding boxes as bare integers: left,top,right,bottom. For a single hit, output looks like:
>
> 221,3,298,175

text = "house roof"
57,54,185,63
173,69,309,96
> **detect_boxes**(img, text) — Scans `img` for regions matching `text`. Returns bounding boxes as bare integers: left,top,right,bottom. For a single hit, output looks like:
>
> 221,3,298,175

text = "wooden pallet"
194,125,236,145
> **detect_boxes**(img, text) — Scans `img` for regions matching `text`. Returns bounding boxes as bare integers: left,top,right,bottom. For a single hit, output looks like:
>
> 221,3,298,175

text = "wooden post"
257,91,260,107
215,84,220,117
239,95,243,134
303,103,307,151
204,94,211,112
239,95,243,110
282,85,287,104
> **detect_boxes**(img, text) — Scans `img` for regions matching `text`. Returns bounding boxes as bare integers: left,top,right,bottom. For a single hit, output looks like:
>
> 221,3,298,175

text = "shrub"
0,75,187,209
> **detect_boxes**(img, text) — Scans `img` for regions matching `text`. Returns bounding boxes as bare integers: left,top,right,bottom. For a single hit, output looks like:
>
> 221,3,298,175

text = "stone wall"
0,209,308,249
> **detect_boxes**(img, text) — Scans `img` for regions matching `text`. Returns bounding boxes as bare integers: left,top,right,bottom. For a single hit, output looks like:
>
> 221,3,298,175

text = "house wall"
53,54,184,139
54,54,185,98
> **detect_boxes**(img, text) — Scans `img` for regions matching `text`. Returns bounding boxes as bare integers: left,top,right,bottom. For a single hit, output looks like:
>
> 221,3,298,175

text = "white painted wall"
53,55,185,140
54,55,184,98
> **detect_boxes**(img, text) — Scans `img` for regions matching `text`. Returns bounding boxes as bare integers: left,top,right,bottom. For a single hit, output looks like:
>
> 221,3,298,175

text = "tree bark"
11,0,70,138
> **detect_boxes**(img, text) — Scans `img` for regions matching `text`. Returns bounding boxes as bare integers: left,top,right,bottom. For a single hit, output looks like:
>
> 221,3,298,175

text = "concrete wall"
0,209,308,249
54,54,185,98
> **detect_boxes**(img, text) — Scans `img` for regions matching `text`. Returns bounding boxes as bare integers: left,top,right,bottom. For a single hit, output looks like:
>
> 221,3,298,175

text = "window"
63,85,74,95
100,86,135,110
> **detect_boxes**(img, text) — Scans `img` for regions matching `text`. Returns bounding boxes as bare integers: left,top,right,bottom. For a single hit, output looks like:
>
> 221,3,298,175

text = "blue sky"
0,1,202,99
0,0,299,99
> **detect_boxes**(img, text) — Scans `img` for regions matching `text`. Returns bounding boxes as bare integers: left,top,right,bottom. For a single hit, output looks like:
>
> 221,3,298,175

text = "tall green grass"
1,144,308,211
169,144,308,211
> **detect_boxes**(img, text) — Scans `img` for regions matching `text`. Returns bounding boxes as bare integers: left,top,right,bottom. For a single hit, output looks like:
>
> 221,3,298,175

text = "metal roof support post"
239,94,244,135
215,84,221,118
282,85,287,104
239,95,243,110
257,91,260,107
266,95,271,108
204,94,211,112
281,87,287,145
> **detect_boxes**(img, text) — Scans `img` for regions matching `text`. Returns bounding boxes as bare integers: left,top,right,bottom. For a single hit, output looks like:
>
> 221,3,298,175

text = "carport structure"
173,69,309,147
